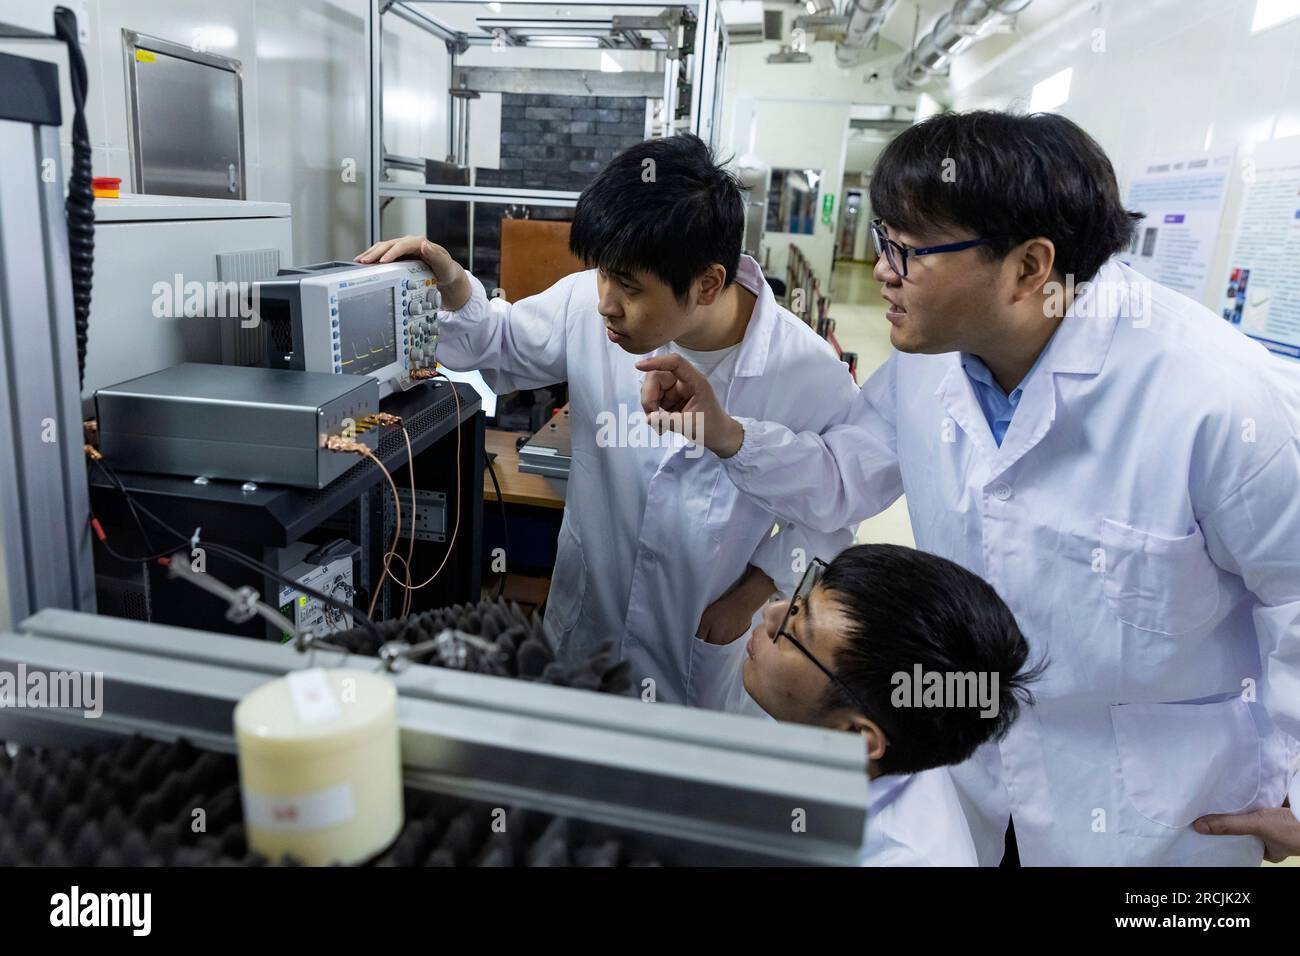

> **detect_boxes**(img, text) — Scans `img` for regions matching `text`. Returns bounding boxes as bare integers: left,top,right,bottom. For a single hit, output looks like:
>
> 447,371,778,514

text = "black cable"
54,8,94,390
88,458,175,565
91,457,382,643
119,491,154,553
90,458,162,543
91,527,180,565
98,457,154,553
89,450,157,593
484,455,509,599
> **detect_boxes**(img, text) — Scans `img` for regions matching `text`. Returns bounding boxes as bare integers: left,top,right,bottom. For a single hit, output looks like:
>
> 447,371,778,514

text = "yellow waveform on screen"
361,334,393,356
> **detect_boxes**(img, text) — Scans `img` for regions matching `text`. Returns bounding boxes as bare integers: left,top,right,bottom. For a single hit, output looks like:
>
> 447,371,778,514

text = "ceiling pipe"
835,0,900,69
892,0,1034,91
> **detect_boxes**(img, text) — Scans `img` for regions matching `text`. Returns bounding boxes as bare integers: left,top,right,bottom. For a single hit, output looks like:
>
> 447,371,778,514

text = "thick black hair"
569,133,743,300
870,110,1143,283
818,544,1045,776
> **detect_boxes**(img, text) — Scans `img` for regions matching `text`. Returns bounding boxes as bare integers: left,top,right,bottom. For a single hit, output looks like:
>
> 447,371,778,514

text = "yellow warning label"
135,49,156,63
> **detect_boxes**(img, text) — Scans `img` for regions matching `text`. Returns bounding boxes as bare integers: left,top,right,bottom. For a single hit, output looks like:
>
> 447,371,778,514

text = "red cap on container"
92,177,121,189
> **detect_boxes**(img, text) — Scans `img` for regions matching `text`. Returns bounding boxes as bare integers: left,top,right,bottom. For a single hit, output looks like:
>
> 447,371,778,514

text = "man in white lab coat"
356,135,856,708
638,111,1300,865
738,544,1041,866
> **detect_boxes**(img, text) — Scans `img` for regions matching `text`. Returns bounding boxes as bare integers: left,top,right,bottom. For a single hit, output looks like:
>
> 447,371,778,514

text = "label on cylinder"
286,668,342,724
244,783,356,832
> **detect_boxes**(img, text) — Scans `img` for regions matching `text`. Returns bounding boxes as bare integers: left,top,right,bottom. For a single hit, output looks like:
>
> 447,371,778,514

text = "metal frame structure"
366,0,728,245
0,45,97,632
0,609,867,865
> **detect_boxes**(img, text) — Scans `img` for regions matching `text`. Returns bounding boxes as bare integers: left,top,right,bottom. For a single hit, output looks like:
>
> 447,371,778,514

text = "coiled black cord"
54,8,94,390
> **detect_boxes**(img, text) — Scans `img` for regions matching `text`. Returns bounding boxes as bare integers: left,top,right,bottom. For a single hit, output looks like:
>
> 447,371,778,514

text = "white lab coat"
720,258,1300,865
434,255,857,706
860,769,979,867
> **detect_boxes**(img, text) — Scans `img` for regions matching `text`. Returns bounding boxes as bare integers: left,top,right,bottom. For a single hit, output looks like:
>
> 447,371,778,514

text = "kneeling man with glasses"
736,544,1042,866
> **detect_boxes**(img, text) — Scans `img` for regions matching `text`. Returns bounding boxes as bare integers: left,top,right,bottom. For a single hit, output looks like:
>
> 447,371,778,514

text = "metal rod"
164,552,302,640
445,44,455,162
387,1,464,42
368,0,384,243
379,181,581,208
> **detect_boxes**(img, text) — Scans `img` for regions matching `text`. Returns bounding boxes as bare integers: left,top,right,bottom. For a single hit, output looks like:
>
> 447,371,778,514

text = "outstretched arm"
637,351,904,533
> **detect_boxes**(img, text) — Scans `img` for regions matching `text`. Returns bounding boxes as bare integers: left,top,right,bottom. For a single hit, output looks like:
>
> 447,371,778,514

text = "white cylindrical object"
234,668,402,866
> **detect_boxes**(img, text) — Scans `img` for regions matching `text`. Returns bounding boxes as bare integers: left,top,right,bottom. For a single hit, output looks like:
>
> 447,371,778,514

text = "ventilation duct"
835,0,899,68
892,0,1033,91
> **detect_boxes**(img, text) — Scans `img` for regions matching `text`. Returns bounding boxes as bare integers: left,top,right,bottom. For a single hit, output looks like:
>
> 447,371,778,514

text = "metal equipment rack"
366,0,729,244
89,379,484,635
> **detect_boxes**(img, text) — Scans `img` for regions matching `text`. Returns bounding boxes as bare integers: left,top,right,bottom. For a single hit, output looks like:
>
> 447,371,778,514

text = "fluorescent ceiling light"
1252,0,1300,33
528,36,600,47
1029,67,1072,112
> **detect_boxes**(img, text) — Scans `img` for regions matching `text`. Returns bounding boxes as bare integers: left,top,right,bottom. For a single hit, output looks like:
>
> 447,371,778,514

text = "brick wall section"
472,92,648,289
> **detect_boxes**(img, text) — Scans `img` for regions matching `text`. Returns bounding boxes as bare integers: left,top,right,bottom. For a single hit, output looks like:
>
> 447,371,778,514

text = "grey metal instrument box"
518,406,572,480
95,364,378,489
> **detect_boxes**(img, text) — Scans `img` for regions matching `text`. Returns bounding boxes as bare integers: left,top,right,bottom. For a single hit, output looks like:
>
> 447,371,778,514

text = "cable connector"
410,368,438,380
325,435,371,455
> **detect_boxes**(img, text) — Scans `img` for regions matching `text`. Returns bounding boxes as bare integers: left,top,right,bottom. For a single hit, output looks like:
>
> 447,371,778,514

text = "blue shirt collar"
960,343,1052,402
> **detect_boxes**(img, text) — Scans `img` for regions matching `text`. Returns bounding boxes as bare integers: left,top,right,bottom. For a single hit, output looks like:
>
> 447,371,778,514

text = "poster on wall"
1119,150,1234,303
1219,135,1300,360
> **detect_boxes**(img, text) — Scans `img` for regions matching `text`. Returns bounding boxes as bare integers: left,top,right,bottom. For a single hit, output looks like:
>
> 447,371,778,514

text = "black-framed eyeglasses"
773,558,875,723
870,218,1000,279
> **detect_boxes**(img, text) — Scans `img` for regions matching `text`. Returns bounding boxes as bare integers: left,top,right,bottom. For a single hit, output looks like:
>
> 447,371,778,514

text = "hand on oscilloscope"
355,235,472,311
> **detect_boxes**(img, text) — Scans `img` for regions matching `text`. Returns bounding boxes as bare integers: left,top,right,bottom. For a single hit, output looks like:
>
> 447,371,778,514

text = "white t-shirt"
669,340,742,378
